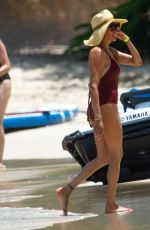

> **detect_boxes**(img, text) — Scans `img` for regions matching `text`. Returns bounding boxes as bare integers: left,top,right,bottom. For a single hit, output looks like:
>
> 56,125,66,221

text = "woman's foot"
105,203,133,214
56,184,74,216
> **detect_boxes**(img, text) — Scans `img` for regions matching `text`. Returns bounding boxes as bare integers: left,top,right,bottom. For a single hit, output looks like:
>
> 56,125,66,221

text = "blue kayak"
4,105,78,131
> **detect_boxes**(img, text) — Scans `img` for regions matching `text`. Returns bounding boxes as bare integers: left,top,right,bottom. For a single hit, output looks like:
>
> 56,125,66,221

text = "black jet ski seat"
120,88,150,112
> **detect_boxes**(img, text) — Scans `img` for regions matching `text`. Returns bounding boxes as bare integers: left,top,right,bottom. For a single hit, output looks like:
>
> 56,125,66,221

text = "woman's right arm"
89,47,107,138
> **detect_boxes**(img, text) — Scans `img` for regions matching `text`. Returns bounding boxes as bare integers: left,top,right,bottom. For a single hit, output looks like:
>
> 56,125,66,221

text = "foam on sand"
0,207,98,229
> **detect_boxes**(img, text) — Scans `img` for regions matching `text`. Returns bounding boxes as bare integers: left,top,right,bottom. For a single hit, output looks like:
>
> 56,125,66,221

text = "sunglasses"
109,23,121,31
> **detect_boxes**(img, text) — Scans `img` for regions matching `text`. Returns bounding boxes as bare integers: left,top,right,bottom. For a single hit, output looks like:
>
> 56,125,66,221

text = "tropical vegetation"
65,0,150,59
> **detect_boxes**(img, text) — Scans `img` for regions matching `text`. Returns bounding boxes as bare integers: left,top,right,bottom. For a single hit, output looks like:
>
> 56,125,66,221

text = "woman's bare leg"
100,104,133,213
56,132,110,215
0,81,11,165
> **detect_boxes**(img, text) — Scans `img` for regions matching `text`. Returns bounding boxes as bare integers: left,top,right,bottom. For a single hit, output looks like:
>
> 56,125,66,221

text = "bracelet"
94,115,103,122
123,35,130,43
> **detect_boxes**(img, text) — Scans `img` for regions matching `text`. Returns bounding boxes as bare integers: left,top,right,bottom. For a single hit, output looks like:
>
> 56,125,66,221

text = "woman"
56,9,142,215
0,39,11,169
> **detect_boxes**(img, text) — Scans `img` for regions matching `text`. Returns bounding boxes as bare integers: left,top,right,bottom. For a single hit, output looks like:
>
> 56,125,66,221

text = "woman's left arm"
0,39,11,77
112,31,143,66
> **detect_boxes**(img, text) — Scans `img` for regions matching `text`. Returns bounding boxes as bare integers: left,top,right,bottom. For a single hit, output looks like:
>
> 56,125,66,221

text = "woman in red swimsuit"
56,9,142,215
0,39,11,170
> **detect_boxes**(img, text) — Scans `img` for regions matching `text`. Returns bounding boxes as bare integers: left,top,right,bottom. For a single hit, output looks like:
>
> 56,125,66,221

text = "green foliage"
65,0,150,59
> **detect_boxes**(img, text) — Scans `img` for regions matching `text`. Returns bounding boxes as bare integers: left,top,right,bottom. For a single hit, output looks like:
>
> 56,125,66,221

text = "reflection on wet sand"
106,212,133,230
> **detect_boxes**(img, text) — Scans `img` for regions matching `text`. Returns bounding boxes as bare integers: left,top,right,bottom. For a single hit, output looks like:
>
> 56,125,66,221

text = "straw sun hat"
84,9,128,46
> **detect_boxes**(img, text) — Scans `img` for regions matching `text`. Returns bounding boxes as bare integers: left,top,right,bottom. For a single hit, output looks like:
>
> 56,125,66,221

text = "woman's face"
103,23,121,42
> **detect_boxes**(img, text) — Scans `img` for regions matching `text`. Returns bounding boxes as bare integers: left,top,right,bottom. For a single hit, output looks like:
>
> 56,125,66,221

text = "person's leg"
100,104,133,213
56,133,110,215
0,80,11,166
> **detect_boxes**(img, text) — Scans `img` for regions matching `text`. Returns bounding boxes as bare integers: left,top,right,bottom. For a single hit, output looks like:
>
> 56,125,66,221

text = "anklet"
68,183,74,190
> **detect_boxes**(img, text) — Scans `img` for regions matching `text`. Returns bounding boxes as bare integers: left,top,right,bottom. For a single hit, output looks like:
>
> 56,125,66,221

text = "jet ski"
62,88,150,184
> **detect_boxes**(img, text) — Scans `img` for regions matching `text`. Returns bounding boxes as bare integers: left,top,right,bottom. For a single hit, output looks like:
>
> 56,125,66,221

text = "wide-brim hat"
84,9,128,46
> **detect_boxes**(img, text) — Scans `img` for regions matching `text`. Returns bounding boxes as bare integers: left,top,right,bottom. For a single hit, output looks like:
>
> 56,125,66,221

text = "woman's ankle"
68,183,74,191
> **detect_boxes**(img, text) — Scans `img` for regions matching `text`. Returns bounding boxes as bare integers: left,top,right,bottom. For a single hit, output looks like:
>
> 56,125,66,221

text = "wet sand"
0,159,150,229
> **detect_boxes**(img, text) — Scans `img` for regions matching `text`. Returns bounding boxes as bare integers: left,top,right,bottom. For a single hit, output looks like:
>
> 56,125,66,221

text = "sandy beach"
8,51,150,113
3,50,150,161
